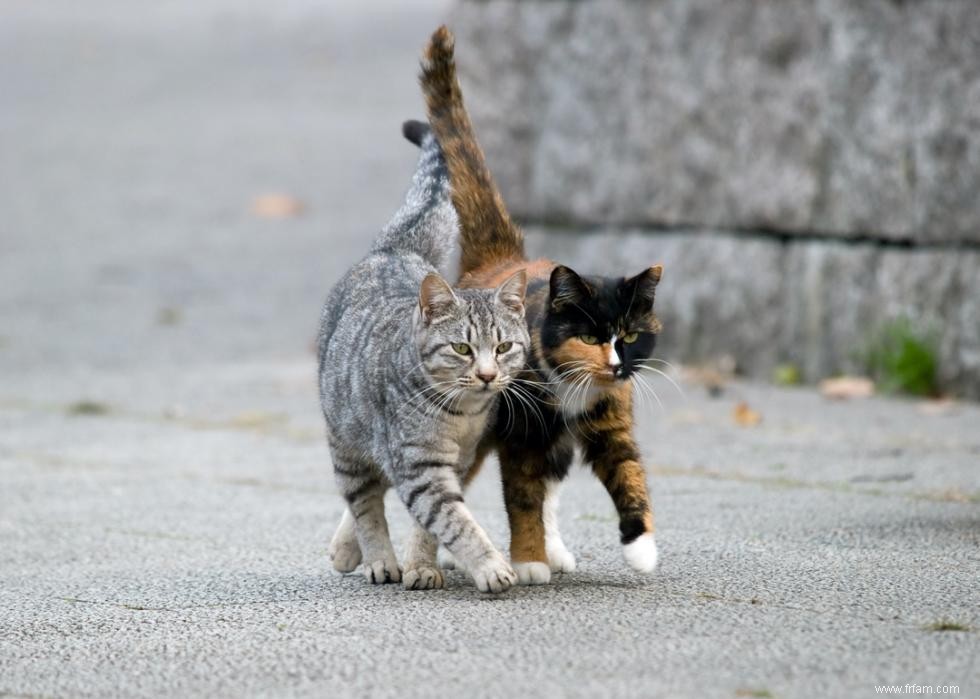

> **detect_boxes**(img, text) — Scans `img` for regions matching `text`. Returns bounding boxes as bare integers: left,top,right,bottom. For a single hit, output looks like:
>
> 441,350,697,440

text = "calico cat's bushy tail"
417,25,525,275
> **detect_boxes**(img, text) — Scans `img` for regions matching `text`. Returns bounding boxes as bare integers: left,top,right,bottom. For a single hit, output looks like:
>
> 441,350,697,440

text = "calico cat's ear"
494,269,527,314
550,265,590,311
624,265,663,301
419,273,459,324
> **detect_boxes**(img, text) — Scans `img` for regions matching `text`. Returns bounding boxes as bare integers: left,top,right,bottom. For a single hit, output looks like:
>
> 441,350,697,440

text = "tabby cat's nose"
476,370,498,385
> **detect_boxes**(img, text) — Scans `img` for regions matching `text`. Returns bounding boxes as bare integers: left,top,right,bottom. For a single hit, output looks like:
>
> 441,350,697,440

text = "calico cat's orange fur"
417,26,664,582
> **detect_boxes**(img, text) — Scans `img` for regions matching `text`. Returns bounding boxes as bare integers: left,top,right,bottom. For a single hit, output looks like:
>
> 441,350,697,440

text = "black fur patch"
402,119,430,146
619,517,647,545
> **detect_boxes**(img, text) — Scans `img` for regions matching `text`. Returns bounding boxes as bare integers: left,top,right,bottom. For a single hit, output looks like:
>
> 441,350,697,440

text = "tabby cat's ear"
419,273,459,324
495,269,527,314
549,265,589,311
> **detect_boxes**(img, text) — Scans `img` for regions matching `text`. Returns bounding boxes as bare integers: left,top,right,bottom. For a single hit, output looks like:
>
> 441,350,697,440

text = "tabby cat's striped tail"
418,25,525,275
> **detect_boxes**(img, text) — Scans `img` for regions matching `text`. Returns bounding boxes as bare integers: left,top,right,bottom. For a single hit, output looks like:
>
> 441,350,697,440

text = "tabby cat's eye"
451,343,472,355
580,335,599,345
622,332,640,344
496,342,513,354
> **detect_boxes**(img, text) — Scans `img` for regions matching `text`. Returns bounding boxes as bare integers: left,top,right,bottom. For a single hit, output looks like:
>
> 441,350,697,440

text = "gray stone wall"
450,0,980,397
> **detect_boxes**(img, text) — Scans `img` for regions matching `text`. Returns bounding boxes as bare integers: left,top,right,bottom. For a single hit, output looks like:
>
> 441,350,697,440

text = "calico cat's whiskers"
641,357,681,373
504,380,548,434
630,370,665,413
513,375,561,393
568,371,600,438
555,367,598,439
551,359,592,376
499,386,518,437
634,361,686,399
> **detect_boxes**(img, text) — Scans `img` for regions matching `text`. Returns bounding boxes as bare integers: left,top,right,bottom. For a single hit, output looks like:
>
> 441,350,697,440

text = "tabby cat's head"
416,270,529,394
540,264,663,385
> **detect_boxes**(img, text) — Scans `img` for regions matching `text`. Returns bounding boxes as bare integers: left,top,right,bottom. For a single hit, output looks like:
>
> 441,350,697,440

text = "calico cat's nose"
476,369,498,385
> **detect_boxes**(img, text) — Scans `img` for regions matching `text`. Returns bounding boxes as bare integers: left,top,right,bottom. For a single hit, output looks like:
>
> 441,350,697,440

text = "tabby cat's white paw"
364,558,402,584
437,547,460,571
513,561,551,585
546,541,577,573
470,557,517,593
622,533,658,573
330,540,362,573
402,565,444,591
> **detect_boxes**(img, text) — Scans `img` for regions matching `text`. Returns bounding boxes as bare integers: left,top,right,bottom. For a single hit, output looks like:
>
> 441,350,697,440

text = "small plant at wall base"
860,317,940,397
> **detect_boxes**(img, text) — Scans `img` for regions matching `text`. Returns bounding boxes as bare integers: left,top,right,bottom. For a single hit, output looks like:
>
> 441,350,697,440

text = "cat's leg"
393,456,515,593
328,507,362,573
501,465,549,584
500,441,572,585
543,479,576,574
435,445,488,573
340,472,401,584
581,392,657,573
401,523,443,590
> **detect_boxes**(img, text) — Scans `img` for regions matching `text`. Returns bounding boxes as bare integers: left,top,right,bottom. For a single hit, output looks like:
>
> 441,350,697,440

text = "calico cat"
318,122,530,593
416,26,664,584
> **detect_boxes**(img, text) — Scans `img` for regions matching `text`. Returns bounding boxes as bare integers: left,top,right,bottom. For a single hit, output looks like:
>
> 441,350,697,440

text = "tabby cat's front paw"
402,565,444,591
469,556,518,593
330,539,362,573
623,533,658,573
513,561,551,585
364,558,402,584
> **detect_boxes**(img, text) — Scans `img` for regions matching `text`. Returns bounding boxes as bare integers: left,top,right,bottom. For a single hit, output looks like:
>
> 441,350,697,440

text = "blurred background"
3,0,978,401
1,0,451,401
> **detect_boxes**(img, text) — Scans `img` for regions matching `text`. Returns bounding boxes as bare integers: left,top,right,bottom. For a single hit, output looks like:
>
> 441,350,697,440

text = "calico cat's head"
415,270,529,394
540,264,663,386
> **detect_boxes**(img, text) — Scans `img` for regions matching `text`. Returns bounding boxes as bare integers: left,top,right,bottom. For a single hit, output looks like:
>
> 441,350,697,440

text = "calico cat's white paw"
330,540,362,573
513,561,551,585
546,541,576,573
470,557,518,593
437,547,460,571
364,558,402,584
623,533,658,573
402,565,444,590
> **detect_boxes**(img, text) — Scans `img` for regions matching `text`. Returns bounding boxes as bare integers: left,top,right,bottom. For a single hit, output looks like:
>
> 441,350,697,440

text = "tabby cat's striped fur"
318,126,529,593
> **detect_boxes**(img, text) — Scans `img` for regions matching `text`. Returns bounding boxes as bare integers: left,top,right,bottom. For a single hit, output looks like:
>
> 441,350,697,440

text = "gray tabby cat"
318,122,529,593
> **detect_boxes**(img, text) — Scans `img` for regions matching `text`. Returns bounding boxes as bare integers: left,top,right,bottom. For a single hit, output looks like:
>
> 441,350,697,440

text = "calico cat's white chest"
550,374,604,418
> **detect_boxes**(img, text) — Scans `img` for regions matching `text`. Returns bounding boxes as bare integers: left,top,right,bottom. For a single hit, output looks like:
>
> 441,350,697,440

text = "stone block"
453,0,980,243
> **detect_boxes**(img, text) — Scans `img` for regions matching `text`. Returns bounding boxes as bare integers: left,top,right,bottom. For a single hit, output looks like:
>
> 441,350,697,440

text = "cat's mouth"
459,379,501,393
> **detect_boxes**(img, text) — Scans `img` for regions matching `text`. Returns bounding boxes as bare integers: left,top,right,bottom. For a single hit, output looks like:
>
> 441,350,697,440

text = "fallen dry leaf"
251,193,305,219
819,376,875,400
733,401,762,427
917,398,958,416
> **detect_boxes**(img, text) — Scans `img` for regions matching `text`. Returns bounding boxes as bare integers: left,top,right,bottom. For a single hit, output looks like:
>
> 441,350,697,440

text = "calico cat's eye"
622,332,640,344
451,343,472,355
496,342,513,354
580,335,599,345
